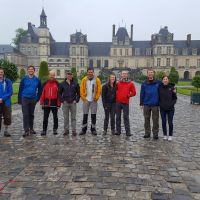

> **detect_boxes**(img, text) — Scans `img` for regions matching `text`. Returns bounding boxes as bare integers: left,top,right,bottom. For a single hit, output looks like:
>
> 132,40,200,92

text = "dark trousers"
43,107,58,131
143,106,159,136
103,103,115,131
116,103,130,134
0,103,12,130
160,109,175,136
21,97,36,132
82,114,96,132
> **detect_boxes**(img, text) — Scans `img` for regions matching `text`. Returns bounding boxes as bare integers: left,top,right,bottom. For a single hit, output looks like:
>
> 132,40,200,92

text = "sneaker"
103,130,107,135
53,129,58,135
126,132,132,137
4,130,11,137
153,135,159,140
63,129,69,136
30,129,36,135
144,134,150,138
168,136,172,141
91,130,97,135
41,131,47,136
163,136,168,140
79,130,86,135
72,130,77,136
111,130,115,135
23,131,29,137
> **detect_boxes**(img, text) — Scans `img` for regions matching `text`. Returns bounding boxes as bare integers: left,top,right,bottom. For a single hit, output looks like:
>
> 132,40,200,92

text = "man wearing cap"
58,70,80,136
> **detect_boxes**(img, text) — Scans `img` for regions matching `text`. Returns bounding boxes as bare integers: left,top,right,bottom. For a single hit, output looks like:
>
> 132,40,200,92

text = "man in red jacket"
116,71,136,136
40,70,61,135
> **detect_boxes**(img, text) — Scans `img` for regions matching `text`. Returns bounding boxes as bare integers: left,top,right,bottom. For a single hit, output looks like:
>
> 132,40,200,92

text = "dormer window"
192,48,197,56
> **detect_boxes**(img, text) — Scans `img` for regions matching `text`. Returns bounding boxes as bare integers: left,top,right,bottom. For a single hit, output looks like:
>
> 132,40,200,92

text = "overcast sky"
0,0,200,44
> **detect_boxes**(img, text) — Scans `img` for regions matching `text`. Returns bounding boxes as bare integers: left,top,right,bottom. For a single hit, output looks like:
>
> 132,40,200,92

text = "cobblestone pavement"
0,83,200,200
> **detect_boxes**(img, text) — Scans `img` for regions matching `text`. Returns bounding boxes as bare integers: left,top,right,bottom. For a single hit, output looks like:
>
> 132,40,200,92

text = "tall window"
182,48,188,56
197,59,200,67
192,49,197,56
167,47,171,55
186,59,190,67
166,58,170,66
147,60,150,67
72,47,76,56
174,58,178,67
157,58,161,67
97,60,101,68
57,70,60,76
72,58,76,67
104,60,109,68
89,59,93,67
157,47,161,55
80,58,84,67
80,47,84,56
135,48,140,56
125,49,129,56
113,49,117,56
120,49,123,56
146,48,151,56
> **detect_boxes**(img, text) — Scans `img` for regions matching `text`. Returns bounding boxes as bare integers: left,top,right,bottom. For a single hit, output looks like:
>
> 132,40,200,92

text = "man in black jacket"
59,71,80,136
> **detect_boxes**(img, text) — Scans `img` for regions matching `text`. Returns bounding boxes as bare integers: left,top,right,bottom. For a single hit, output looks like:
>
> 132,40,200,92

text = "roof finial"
42,0,45,9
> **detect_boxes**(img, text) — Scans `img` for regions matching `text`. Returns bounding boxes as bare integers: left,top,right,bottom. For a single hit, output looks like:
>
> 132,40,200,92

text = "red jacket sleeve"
129,82,136,97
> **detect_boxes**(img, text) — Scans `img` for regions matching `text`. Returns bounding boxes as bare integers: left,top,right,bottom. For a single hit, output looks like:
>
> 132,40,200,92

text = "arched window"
184,71,190,80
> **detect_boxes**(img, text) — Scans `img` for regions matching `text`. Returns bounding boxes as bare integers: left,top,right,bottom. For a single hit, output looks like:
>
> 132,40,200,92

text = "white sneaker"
163,136,168,140
168,136,172,141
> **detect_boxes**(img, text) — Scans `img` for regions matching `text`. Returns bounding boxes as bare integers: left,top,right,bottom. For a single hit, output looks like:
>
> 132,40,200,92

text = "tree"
38,61,49,84
19,68,26,79
0,59,18,82
192,76,200,92
169,67,179,84
71,67,78,83
79,70,87,80
12,28,27,48
155,71,165,81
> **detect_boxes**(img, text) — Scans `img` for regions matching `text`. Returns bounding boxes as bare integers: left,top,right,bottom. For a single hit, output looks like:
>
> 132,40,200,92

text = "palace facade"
17,9,200,79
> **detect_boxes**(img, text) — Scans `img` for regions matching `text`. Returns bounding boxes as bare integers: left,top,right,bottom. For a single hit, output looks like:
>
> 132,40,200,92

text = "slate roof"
88,42,111,56
115,27,129,42
0,45,22,54
50,42,70,56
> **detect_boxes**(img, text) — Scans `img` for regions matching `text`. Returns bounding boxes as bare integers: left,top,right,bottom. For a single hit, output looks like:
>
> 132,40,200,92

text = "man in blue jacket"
0,67,13,137
140,68,160,140
18,66,42,137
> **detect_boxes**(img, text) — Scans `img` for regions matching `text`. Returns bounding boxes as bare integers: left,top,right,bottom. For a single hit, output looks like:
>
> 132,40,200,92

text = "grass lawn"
177,87,198,96
12,82,19,104
177,81,191,86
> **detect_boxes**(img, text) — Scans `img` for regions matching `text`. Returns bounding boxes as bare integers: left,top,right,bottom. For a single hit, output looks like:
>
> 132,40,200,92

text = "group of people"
0,65,177,141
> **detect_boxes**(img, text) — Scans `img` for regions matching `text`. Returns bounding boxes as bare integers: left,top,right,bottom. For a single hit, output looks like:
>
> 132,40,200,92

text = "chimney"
28,22,32,30
187,34,191,45
112,24,115,37
130,24,133,41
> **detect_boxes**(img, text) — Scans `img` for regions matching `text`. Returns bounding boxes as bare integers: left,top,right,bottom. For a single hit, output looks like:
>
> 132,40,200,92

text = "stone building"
18,9,200,79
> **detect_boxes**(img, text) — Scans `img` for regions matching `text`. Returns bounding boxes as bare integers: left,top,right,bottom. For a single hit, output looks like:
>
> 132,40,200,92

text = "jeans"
143,106,159,136
62,102,77,130
43,107,58,131
160,109,175,136
103,103,116,131
21,97,36,132
116,103,130,134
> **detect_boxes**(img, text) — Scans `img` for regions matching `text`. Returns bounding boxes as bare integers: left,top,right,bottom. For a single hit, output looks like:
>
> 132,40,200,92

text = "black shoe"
63,129,69,136
72,130,77,136
91,130,97,135
111,130,115,135
115,132,121,135
30,129,36,135
126,132,132,137
23,131,29,137
53,129,58,135
79,130,86,135
153,135,159,140
4,130,11,137
103,130,107,135
41,131,47,136
144,134,150,138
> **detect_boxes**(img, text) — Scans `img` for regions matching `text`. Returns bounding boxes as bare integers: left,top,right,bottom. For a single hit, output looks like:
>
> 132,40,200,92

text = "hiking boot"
30,129,36,135
115,132,121,135
79,130,86,135
4,130,11,137
103,130,107,135
126,132,132,137
53,129,58,135
41,131,47,136
91,130,97,135
144,134,150,138
72,130,77,136
111,130,115,135
153,135,159,140
23,131,29,137
63,129,69,136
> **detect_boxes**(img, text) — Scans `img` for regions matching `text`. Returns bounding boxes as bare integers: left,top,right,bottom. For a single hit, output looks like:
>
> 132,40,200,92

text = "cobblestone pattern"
0,84,200,200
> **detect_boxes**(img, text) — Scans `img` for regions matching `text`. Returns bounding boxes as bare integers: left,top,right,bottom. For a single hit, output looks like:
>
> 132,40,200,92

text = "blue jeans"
160,109,175,136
